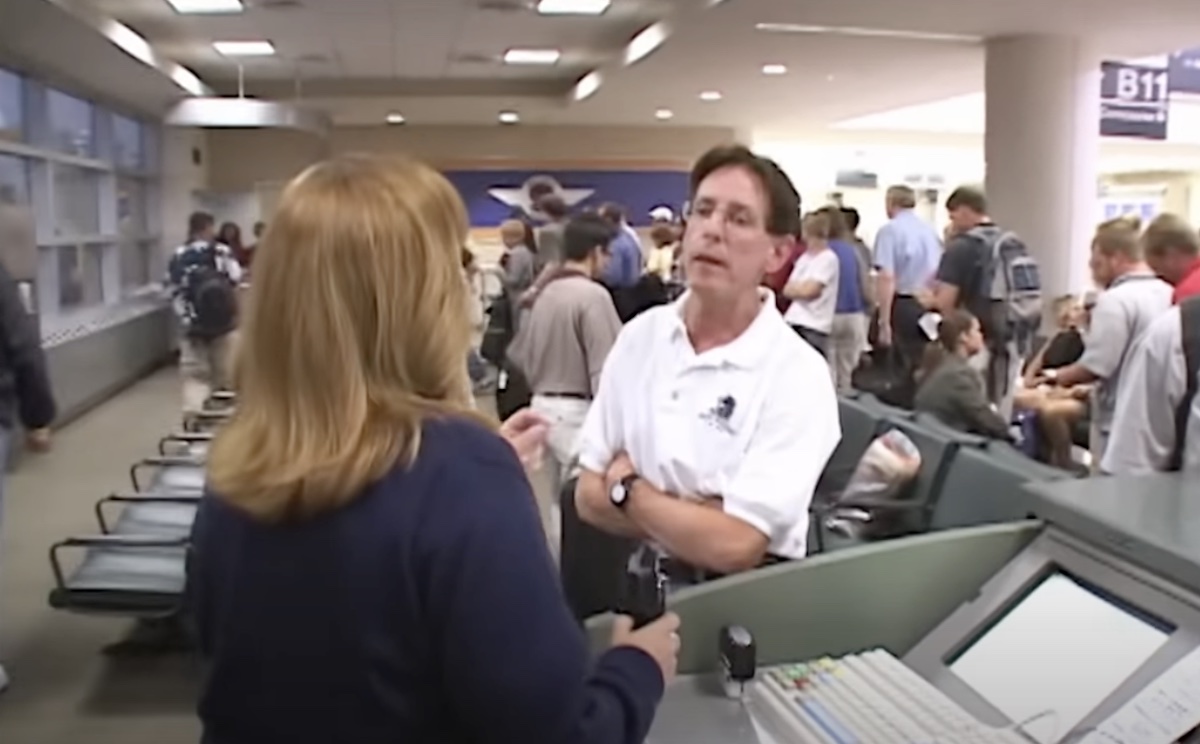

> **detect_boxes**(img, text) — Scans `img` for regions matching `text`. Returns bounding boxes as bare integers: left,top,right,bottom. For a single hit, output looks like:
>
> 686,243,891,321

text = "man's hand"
26,427,51,453
877,324,893,347
498,409,548,470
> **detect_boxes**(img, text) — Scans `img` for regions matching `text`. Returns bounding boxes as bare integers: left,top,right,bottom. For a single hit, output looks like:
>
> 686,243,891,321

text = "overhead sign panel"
1100,61,1169,140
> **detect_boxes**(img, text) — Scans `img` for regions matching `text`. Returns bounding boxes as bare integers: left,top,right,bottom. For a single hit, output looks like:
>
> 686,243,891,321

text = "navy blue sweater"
189,417,663,744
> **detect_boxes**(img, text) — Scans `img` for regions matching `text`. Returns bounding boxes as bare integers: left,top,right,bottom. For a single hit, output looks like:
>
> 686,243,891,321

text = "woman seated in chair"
913,310,1011,440
1014,294,1091,469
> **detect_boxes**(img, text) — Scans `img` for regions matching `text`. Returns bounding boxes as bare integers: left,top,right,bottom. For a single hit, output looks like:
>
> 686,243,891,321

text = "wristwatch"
609,474,639,510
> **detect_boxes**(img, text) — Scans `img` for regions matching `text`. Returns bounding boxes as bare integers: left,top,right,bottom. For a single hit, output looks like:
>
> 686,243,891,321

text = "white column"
985,35,1101,295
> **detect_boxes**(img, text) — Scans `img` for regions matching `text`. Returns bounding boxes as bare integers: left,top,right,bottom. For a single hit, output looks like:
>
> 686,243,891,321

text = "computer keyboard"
749,648,1029,744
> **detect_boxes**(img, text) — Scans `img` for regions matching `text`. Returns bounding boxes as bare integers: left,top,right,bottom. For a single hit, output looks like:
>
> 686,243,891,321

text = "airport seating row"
810,391,1075,553
46,393,234,627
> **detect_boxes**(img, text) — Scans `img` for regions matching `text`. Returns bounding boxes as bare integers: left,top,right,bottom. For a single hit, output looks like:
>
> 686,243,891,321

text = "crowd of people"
4,137,1199,740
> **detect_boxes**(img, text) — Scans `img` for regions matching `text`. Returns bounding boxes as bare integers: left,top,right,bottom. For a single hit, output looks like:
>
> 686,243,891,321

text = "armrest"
94,491,200,533
57,534,189,548
130,457,205,492
162,432,213,444
813,497,928,513
104,491,201,504
158,432,213,455
139,456,205,467
49,534,189,589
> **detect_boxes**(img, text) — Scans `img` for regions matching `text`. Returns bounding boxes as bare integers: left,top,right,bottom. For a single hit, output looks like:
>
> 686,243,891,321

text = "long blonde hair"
208,155,485,522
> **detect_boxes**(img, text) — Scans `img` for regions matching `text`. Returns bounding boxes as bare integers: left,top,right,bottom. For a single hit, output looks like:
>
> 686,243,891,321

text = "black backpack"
183,244,237,340
1170,296,1200,470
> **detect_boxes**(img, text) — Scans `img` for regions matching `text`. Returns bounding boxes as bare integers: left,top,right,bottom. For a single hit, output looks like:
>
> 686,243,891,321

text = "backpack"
970,227,1043,357
182,244,237,340
1170,296,1200,470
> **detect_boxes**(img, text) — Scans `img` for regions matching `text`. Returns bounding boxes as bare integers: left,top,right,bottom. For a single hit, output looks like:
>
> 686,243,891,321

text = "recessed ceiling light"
213,40,276,57
762,63,787,75
499,110,520,124
699,90,722,102
167,0,243,13
655,108,673,120
626,21,670,66
385,112,405,125
536,0,611,14
503,48,562,65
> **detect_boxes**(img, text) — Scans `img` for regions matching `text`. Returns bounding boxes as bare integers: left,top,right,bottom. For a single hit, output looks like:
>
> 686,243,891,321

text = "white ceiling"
13,0,1200,130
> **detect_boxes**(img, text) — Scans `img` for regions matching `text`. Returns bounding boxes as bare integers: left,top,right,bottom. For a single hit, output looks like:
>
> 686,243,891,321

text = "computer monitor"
948,572,1170,743
906,528,1200,742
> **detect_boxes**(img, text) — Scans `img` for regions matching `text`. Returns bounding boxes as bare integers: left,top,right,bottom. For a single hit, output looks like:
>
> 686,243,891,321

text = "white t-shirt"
577,290,841,559
783,248,839,334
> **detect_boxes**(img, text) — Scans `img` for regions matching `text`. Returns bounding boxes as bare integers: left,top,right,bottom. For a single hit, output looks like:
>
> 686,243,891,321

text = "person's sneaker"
0,664,9,694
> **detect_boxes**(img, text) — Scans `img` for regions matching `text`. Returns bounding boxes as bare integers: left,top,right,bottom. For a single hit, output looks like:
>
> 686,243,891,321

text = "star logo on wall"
488,175,594,219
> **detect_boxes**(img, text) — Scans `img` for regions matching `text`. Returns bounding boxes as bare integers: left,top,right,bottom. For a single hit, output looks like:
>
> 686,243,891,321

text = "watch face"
610,482,628,505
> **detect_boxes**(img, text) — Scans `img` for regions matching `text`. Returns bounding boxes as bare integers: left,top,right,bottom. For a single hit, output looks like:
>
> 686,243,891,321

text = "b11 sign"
1100,61,1169,140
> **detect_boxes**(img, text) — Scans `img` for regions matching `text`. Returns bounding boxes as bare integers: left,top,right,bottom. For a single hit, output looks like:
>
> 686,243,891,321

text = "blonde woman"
190,156,680,744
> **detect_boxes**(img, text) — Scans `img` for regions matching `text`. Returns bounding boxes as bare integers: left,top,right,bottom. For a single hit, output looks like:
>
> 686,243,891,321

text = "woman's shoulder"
418,415,518,472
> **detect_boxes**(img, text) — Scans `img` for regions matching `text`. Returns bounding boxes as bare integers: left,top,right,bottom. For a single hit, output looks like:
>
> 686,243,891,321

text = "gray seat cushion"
149,465,206,493
63,546,187,595
112,502,197,538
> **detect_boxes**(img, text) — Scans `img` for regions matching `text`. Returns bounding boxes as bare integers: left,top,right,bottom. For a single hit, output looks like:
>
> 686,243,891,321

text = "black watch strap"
615,474,639,509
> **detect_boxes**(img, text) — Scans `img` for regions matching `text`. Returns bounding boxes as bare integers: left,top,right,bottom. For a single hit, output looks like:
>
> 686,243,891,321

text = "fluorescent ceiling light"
503,48,561,65
699,90,722,101
169,65,208,96
573,70,603,101
655,108,673,120
499,110,520,124
167,0,243,13
625,21,670,66
762,63,787,75
536,0,610,14
101,19,156,66
385,112,406,124
213,40,276,57
754,23,980,43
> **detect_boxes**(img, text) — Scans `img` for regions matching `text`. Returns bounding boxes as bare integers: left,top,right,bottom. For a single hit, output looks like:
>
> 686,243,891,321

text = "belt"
537,392,591,400
659,554,788,586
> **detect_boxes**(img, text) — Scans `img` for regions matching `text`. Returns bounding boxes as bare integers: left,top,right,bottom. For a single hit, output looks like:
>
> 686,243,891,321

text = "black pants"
890,295,928,374
791,325,830,358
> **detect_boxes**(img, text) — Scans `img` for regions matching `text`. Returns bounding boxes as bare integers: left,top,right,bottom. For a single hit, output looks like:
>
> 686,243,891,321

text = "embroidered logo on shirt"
699,395,737,435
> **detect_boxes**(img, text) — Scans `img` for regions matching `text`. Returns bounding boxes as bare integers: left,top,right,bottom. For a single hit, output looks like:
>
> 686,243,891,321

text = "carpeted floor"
0,369,557,743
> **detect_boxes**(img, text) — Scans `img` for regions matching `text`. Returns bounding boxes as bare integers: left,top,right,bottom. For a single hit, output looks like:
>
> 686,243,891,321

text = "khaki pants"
180,332,237,417
531,394,590,548
829,313,868,391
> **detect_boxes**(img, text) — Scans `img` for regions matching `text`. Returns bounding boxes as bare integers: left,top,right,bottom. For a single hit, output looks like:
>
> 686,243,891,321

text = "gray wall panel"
45,307,175,425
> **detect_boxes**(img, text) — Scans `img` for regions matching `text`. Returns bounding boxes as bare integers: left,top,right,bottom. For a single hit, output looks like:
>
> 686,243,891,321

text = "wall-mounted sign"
1100,61,1169,140
1169,49,1200,95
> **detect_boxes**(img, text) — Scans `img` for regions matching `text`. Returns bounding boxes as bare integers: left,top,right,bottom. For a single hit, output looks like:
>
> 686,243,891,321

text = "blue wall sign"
442,169,689,227
1169,49,1200,94
1100,61,1169,140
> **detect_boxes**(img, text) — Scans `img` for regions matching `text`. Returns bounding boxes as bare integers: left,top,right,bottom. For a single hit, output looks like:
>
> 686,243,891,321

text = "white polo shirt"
577,289,841,559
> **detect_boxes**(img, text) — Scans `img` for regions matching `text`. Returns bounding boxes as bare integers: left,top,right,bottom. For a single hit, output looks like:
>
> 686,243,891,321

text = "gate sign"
1100,61,1169,140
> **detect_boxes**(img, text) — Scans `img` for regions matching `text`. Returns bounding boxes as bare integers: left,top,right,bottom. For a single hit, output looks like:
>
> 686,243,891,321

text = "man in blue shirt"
599,203,644,289
818,206,869,390
873,185,942,373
